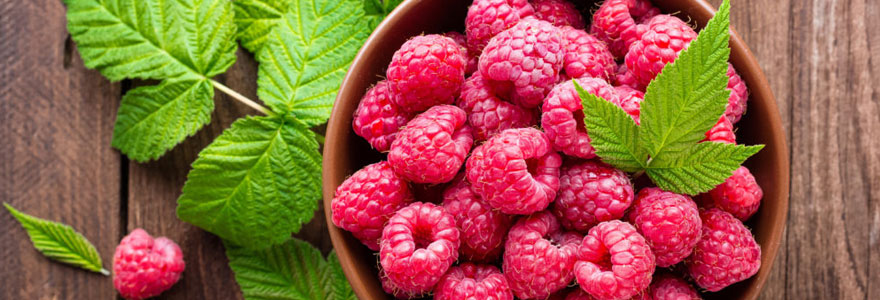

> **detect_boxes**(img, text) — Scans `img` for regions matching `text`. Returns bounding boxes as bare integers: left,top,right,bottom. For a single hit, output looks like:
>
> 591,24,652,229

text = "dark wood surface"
1,0,878,299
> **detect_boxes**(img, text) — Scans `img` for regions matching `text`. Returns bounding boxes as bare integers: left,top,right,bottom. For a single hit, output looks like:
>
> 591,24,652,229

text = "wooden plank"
0,0,121,299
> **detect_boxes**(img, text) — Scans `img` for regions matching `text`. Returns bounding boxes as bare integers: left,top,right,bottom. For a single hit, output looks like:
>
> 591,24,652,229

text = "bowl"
323,0,790,298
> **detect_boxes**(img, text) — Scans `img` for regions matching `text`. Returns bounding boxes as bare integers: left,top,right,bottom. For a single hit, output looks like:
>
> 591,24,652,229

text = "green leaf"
233,0,290,53
177,115,322,249
576,81,648,173
4,203,108,275
65,0,237,81
364,0,403,28
638,0,731,159
226,237,356,300
256,0,370,126
111,78,214,162
646,142,764,195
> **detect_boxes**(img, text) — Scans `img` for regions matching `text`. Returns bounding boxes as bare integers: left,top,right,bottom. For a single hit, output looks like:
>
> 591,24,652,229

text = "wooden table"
1,0,878,299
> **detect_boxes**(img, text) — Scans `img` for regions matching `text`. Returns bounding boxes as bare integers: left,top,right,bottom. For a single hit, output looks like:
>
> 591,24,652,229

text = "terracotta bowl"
323,0,789,298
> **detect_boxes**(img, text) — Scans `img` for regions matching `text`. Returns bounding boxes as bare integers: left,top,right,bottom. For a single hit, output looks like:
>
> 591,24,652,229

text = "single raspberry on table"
387,34,467,113
541,77,618,159
532,0,585,29
457,71,537,141
380,202,461,295
352,81,413,152
560,26,616,81
113,229,185,300
612,63,644,91
551,160,634,233
574,220,655,300
725,63,749,124
441,175,513,262
466,128,562,215
707,166,763,221
590,0,661,58
465,0,535,55
627,187,702,267
388,105,474,184
613,85,644,124
479,18,565,108
331,161,414,250
704,116,736,144
503,211,582,299
686,208,761,292
647,273,701,300
625,14,698,87
434,262,514,300
443,31,479,75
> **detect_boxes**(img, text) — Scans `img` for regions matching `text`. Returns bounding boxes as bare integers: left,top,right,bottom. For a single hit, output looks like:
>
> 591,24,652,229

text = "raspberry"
541,77,618,159
380,202,461,294
704,116,736,144
625,14,698,87
612,63,643,91
113,229,185,300
725,63,749,124
457,72,537,141
574,220,655,300
387,34,467,113
626,187,702,267
381,268,423,299
444,31,479,75
465,0,535,55
466,128,562,215
532,0,585,29
352,81,413,152
707,166,763,221
560,26,616,81
551,160,635,233
479,18,565,108
503,211,582,299
441,175,514,262
389,105,474,184
686,208,761,291
612,86,644,124
331,161,414,250
434,263,514,300
590,0,660,58
647,273,700,300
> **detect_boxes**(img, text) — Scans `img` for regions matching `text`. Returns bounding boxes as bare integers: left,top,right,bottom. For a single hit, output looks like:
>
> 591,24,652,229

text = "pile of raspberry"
334,0,761,299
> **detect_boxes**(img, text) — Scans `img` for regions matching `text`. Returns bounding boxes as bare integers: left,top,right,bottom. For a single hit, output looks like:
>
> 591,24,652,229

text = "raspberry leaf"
233,0,290,53
646,142,764,195
576,81,647,173
4,203,108,275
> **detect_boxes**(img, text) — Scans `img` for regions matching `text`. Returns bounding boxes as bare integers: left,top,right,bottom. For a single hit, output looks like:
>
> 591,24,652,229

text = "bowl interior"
323,0,790,299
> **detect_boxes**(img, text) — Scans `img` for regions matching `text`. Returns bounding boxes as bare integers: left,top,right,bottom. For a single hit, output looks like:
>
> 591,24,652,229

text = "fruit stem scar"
210,80,275,116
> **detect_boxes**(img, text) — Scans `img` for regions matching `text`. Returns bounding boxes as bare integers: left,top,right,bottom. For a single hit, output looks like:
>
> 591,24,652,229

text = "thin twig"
210,80,275,116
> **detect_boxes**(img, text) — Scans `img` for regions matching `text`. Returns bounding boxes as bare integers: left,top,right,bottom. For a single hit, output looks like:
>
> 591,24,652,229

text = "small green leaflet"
4,203,108,275
646,142,764,194
577,83,647,173
226,237,356,300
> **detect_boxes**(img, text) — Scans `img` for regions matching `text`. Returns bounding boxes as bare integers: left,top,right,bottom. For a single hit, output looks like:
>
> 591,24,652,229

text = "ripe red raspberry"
465,0,535,55
466,128,562,215
352,81,413,152
331,161,414,250
532,0,585,29
434,263,514,300
647,273,700,300
389,105,474,184
380,202,461,294
113,229,185,300
381,268,423,299
387,34,467,113
707,166,763,221
612,63,644,91
560,26,616,81
503,211,582,299
457,72,537,141
704,116,736,144
441,175,513,262
444,31,479,75
726,63,749,124
590,0,660,58
613,86,644,124
686,208,761,292
625,14,698,87
574,220,655,300
479,18,565,108
551,160,634,233
627,187,702,267
541,77,618,159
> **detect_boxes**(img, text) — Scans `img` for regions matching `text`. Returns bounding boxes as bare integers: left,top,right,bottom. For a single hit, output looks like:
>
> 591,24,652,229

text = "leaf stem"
632,169,646,180
100,268,110,276
210,80,275,116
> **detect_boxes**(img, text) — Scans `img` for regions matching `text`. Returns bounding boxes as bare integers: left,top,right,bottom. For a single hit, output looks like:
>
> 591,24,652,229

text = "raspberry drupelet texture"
444,31,479,75
561,26,616,81
590,0,661,58
704,116,736,144
707,166,763,221
434,263,514,300
479,18,565,108
457,72,537,141
381,268,423,299
612,86,644,124
389,105,474,184
532,0,585,29
387,34,467,113
574,220,655,300
503,211,582,299
352,81,413,152
331,161,414,250
113,229,185,300
627,187,702,267
541,77,618,159
625,14,698,87
380,202,461,295
687,208,761,292
465,0,535,55
441,175,514,262
725,63,749,124
612,63,644,91
551,160,635,233
466,128,563,215
647,273,701,300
